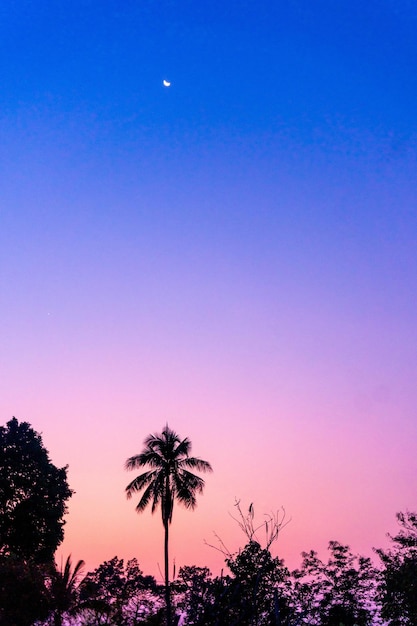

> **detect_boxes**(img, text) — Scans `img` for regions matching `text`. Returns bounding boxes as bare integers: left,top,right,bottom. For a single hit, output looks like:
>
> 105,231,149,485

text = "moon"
163,79,171,87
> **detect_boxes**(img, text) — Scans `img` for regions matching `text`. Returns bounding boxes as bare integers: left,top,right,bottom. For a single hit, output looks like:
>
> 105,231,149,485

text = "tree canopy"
0,417,73,564
376,511,417,625
292,541,379,626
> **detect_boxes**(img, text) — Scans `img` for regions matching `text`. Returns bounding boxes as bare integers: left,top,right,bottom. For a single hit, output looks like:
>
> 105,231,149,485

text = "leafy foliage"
79,556,160,625
179,571,234,626
292,541,379,626
224,541,292,626
0,418,73,564
174,565,213,625
376,511,417,626
175,543,292,626
0,556,50,626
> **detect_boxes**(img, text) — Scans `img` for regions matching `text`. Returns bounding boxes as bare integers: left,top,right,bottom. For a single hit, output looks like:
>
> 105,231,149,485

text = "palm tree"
125,425,212,626
49,555,85,626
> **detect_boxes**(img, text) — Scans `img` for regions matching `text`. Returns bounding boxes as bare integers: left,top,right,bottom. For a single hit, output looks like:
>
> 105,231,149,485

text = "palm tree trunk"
164,518,172,626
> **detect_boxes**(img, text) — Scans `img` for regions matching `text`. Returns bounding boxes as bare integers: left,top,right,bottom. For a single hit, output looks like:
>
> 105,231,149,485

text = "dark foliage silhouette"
200,500,293,625
292,541,379,626
79,556,158,625
225,540,293,626
125,425,212,626
173,544,292,626
0,556,50,626
0,417,73,564
376,511,417,625
174,565,213,625
48,555,85,626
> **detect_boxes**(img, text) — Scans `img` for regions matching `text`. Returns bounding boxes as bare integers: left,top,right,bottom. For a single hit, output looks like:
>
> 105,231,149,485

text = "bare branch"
204,531,233,559
228,498,291,550
207,499,291,562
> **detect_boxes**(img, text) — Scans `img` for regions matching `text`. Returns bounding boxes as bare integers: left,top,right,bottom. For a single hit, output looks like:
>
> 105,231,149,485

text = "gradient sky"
1,0,417,581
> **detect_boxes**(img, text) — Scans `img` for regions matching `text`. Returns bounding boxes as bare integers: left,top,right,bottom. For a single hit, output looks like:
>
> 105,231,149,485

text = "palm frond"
137,449,166,467
161,424,180,442
175,483,197,510
150,471,165,514
125,454,146,471
136,482,158,513
174,437,191,458
143,433,161,448
125,449,165,470
179,469,206,492
65,556,85,589
172,470,205,509
181,456,213,473
125,471,156,498
125,426,211,525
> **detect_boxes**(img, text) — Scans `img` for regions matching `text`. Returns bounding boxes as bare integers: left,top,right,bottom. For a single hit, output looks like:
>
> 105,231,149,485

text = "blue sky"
2,1,416,133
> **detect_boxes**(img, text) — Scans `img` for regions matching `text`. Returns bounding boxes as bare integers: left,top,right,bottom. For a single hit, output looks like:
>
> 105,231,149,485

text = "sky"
1,0,417,581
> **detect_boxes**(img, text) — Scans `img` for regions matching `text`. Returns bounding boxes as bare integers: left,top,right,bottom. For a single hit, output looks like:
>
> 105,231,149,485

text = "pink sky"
2,263,416,580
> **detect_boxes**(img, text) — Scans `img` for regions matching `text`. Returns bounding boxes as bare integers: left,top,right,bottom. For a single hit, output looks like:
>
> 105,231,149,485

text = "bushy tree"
181,572,233,626
0,418,73,626
174,565,213,625
292,541,379,626
0,418,73,564
225,541,292,626
79,556,159,625
376,511,417,626
179,544,291,626
201,501,293,626
0,556,50,626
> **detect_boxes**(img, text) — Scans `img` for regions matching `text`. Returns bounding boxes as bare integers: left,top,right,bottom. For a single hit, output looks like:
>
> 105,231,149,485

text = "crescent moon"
163,80,171,87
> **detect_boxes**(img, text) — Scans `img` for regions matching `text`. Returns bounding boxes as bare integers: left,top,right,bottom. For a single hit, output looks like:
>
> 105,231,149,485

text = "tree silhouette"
0,417,73,564
0,556,50,626
174,565,213,625
376,511,417,625
47,555,85,626
125,425,212,626
225,541,292,626
292,541,379,625
79,556,158,625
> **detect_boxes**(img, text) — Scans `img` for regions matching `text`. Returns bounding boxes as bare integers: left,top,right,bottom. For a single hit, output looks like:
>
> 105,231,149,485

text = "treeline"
1,418,416,626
